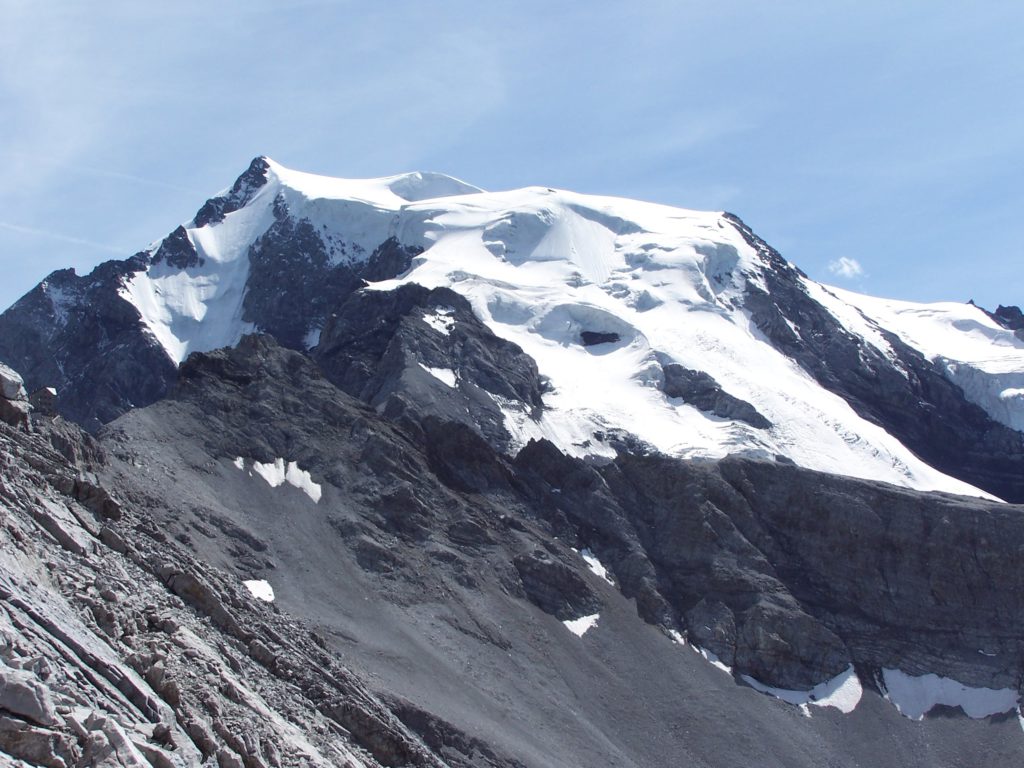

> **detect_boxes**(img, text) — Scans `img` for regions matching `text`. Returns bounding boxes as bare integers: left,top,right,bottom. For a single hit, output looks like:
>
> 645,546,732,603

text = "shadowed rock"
662,363,771,429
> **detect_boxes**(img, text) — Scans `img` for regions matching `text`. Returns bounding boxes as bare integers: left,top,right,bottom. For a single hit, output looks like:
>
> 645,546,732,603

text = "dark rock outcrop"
985,303,1024,339
661,363,771,429
510,433,1024,692
579,330,620,346
513,551,601,621
241,195,422,350
242,198,365,349
992,304,1024,330
0,259,175,432
315,283,546,452
192,156,271,228
150,225,201,270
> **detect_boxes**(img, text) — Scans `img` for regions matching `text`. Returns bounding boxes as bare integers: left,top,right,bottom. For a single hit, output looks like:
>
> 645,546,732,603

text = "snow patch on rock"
419,363,457,388
563,613,600,637
242,579,275,602
881,668,1019,720
692,645,733,675
304,326,322,350
422,306,456,335
742,665,863,714
251,458,322,503
578,548,614,585
667,629,686,645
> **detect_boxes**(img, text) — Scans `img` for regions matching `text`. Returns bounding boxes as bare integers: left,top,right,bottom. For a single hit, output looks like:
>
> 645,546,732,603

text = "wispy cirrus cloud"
0,221,125,254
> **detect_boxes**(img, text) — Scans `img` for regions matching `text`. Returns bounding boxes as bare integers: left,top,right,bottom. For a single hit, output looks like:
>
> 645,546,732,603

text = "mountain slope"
94,336,1024,767
0,383,454,768
5,347,1023,766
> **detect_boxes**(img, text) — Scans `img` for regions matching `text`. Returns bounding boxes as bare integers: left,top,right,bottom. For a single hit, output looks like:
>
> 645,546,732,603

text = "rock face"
0,259,175,431
314,284,546,453
192,156,271,229
151,225,202,270
242,194,422,350
988,303,1024,337
0,361,27,400
600,453,1024,690
513,551,601,621
0,663,61,727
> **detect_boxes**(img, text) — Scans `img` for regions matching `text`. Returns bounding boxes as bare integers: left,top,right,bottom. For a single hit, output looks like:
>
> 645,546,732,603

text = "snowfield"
117,159,1024,500
829,287,1024,433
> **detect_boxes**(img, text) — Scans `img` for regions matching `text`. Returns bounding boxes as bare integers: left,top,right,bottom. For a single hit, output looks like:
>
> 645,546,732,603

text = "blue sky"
1,1,1021,311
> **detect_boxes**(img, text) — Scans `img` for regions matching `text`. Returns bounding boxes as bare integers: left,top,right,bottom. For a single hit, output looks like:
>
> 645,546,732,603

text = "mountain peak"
259,157,483,206
379,169,484,202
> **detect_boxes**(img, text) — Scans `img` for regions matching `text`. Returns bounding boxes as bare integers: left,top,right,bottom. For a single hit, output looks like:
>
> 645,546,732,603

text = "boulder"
31,497,96,556
0,361,31,429
0,663,60,727
513,551,601,621
0,397,31,429
685,598,738,667
0,715,76,768
0,362,26,400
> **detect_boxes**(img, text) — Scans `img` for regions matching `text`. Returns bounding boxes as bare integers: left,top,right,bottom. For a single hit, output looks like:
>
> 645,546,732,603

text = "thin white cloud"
66,164,202,195
828,257,864,279
0,221,125,254
1,151,201,194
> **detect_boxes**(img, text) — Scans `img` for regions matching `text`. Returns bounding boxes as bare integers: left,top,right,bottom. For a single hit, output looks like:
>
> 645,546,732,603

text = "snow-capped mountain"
3,157,1024,767
2,156,1022,500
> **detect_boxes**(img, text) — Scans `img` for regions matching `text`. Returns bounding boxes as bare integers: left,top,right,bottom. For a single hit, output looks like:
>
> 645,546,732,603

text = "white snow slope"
116,159,1024,499
828,286,1024,433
